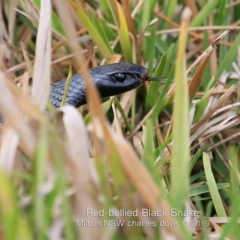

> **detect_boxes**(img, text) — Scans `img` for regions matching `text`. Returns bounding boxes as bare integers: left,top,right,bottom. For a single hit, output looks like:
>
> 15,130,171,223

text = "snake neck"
50,73,86,108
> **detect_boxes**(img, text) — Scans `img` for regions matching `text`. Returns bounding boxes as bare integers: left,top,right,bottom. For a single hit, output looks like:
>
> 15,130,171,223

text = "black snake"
50,62,162,108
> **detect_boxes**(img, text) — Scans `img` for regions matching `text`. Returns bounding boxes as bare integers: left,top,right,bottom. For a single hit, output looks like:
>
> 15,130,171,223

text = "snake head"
90,62,149,98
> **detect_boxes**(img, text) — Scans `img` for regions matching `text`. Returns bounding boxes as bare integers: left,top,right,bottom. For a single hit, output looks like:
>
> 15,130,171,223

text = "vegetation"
0,0,240,239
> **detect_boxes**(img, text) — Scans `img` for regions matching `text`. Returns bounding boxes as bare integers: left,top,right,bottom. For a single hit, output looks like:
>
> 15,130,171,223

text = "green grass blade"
190,183,230,197
219,146,240,239
203,152,227,217
0,170,19,240
115,1,132,62
145,52,167,111
142,120,163,188
170,13,190,210
69,0,113,60
113,98,132,131
190,0,219,27
32,121,48,238
216,32,240,78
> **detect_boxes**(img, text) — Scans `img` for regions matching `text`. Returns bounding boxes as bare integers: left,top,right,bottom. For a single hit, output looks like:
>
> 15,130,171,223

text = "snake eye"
114,73,126,82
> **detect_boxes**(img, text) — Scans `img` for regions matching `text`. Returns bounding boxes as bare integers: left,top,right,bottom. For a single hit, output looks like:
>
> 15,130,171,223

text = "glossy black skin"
50,62,148,108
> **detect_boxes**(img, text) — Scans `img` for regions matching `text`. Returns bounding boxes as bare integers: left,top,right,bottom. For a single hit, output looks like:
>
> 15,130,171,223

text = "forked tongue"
146,76,166,81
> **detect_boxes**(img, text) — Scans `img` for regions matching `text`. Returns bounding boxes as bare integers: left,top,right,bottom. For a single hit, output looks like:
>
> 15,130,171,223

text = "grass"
0,0,240,239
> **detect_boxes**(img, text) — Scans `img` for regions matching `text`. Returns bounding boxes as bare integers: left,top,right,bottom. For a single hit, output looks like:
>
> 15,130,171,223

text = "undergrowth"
0,0,240,239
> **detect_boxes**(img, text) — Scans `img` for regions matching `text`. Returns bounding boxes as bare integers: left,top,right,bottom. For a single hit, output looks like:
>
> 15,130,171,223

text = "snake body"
50,62,151,108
